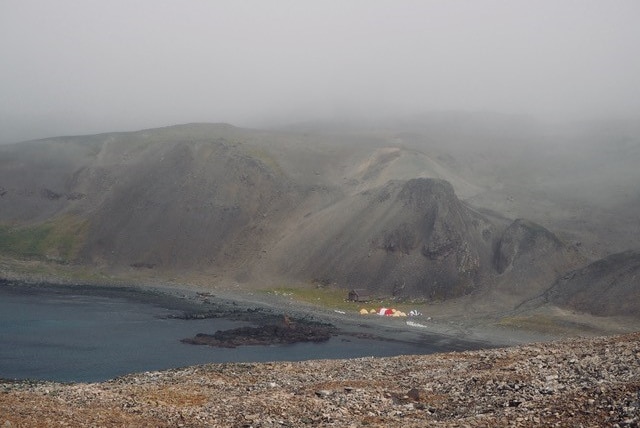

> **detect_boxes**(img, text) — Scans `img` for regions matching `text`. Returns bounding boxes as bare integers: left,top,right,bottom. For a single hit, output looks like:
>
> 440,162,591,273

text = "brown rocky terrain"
1,332,638,427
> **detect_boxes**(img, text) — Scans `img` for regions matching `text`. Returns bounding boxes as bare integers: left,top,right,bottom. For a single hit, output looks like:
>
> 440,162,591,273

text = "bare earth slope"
2,332,638,427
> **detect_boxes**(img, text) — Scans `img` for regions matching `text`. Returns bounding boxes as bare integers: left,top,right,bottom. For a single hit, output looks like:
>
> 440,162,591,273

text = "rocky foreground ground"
1,332,639,427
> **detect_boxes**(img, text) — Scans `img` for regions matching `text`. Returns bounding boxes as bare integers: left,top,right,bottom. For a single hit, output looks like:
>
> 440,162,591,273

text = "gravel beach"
1,332,639,427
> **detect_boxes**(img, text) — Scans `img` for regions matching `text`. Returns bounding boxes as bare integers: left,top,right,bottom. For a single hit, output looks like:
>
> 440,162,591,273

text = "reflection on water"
0,285,439,383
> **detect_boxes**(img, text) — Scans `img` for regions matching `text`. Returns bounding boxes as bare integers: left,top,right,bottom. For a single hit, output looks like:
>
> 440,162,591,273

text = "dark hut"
347,289,371,302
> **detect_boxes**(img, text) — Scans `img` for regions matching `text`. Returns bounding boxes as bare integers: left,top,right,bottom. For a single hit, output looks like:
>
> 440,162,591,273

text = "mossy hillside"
0,255,116,286
0,216,88,262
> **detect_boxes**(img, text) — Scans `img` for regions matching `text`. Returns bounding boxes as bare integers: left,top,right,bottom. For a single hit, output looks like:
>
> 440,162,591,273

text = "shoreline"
2,328,639,427
0,276,560,352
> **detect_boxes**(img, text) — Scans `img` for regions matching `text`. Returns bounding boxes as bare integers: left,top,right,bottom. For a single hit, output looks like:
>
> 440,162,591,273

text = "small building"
347,289,371,302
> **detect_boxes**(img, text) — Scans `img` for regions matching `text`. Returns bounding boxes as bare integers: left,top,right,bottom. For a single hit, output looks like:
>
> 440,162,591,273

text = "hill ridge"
1,122,638,320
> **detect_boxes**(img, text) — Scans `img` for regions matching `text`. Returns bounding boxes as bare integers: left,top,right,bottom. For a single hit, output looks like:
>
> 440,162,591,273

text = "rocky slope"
268,178,564,300
0,121,636,317
545,250,640,317
1,332,638,427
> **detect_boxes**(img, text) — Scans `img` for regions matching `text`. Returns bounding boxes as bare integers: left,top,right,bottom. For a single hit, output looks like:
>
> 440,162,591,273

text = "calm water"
0,284,450,383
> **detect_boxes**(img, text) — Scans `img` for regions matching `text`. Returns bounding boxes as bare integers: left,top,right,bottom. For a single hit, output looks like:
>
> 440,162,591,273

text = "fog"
1,0,639,144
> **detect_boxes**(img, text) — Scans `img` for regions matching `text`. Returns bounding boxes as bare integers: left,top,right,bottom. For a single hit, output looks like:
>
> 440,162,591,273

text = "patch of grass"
262,286,416,313
497,315,600,335
0,254,123,286
498,315,557,330
266,286,353,310
0,215,88,262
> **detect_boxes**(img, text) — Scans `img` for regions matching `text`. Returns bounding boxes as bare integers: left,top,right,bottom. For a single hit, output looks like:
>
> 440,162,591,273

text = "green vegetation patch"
266,286,354,310
0,215,88,262
263,286,416,313
497,315,601,335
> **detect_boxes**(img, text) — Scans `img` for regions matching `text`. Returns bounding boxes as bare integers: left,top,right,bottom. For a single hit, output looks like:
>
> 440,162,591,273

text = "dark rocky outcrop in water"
182,317,335,348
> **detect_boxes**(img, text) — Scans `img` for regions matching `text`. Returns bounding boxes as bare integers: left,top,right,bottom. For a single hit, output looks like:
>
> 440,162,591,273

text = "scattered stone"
508,399,522,407
407,388,428,402
1,332,639,427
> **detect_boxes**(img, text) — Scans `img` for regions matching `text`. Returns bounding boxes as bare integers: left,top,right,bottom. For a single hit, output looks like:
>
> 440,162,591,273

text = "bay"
0,283,458,383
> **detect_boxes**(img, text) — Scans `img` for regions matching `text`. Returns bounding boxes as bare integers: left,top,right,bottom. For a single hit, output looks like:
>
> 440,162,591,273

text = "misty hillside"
1,118,639,319
545,250,640,317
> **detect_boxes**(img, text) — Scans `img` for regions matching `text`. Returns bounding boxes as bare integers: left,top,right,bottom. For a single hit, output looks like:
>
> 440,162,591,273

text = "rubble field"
1,332,639,427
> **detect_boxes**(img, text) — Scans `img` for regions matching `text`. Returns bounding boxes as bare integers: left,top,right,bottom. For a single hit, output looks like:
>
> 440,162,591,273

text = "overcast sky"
1,1,639,143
